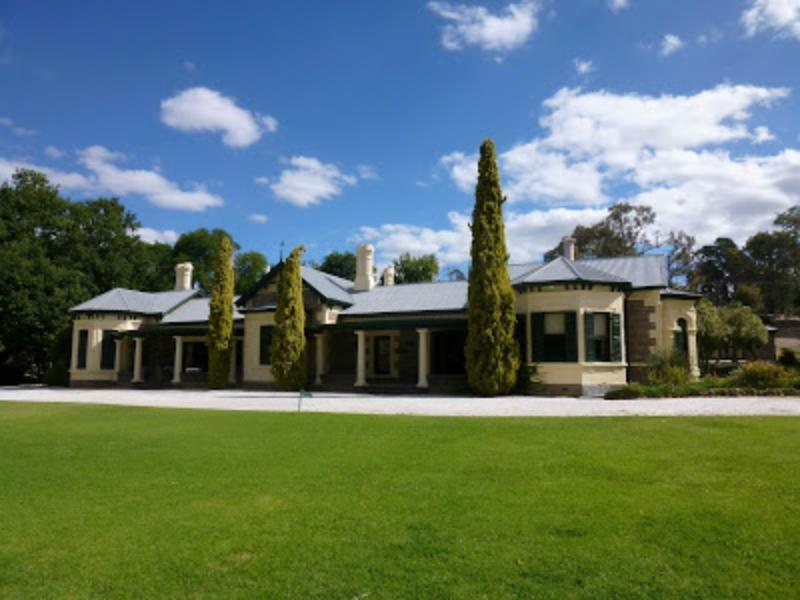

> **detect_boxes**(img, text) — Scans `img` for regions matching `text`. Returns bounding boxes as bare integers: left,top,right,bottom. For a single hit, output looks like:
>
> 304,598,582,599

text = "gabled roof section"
70,288,198,315
341,281,468,317
512,256,629,286
578,255,667,288
160,297,244,324
235,263,354,308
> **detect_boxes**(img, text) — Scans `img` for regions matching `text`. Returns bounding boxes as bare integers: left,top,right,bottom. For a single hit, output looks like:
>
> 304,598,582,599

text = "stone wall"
625,298,656,383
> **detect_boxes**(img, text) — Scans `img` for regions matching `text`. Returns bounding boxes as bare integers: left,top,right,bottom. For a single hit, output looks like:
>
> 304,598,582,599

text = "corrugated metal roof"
513,257,628,285
70,288,197,315
341,281,468,316
508,255,667,289
300,266,354,306
160,297,244,324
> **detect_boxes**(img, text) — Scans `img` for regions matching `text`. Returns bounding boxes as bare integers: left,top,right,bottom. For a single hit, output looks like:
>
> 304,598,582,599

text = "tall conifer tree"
207,235,234,388
466,139,519,395
271,246,307,390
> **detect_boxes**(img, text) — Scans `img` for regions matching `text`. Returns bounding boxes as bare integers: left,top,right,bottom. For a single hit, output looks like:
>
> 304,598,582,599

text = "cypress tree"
207,235,234,388
271,246,307,390
466,139,519,395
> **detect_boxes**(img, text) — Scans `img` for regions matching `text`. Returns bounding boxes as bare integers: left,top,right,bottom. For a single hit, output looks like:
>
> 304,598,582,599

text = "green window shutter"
584,312,595,362
611,313,622,362
259,326,273,365
100,331,116,370
565,312,578,362
76,330,88,370
515,315,526,362
532,313,546,362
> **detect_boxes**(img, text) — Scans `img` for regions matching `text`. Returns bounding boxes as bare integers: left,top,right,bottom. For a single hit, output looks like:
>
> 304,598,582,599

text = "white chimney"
562,236,576,261
382,265,396,286
174,262,194,291
354,244,375,291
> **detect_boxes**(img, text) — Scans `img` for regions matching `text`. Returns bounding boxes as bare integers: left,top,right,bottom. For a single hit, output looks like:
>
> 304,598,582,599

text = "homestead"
69,239,700,395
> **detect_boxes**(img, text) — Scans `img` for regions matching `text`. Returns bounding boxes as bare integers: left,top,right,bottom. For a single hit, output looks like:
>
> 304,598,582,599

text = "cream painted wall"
70,314,143,382
661,298,700,377
516,286,627,387
242,311,276,384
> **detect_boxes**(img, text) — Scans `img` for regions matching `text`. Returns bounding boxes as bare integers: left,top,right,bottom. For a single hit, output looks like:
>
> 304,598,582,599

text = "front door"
374,336,391,375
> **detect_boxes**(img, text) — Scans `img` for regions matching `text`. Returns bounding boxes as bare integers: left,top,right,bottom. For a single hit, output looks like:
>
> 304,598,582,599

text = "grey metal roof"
341,281,468,316
160,297,244,324
577,256,667,288
512,257,628,285
70,288,197,315
661,288,702,299
300,266,354,306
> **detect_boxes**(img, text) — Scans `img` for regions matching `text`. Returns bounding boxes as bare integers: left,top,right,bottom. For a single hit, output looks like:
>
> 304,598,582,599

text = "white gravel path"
1,386,799,417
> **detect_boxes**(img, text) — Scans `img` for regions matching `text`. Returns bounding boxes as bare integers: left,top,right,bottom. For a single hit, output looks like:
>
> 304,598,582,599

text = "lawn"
0,403,798,598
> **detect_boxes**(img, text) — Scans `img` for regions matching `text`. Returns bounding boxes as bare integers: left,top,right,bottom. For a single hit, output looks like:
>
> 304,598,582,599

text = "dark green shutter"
565,312,578,362
76,330,88,369
259,326,272,365
100,331,116,370
532,313,545,361
515,315,526,362
584,312,595,362
611,313,622,362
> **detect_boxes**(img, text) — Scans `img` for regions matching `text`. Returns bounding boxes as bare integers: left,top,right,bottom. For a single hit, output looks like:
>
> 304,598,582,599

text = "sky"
1,0,799,271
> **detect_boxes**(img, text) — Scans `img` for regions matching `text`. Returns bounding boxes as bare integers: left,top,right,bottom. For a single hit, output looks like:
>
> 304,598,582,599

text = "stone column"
228,340,237,384
525,312,533,364
688,327,700,379
132,337,144,384
416,328,430,389
172,336,183,384
315,333,326,385
112,339,122,382
355,330,367,387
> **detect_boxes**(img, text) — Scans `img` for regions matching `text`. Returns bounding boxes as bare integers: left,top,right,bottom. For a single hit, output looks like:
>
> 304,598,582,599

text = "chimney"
174,262,194,291
382,265,396,286
354,244,375,291
562,236,576,261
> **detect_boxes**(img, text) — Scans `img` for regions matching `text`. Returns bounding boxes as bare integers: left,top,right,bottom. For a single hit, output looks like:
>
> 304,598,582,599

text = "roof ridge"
560,256,582,278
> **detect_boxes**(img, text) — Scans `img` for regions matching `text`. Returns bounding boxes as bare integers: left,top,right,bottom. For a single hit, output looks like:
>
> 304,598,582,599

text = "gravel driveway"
1,386,799,417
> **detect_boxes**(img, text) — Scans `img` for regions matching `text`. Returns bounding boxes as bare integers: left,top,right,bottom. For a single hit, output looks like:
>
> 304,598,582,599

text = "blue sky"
1,0,799,269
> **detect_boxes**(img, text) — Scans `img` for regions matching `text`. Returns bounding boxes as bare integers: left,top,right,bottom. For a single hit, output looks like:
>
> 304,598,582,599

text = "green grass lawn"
0,403,798,598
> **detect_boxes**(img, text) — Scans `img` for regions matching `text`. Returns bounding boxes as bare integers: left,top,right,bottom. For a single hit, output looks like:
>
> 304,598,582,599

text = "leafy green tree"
316,250,357,280
173,228,241,292
545,203,655,260
465,140,519,396
393,252,439,284
234,251,268,295
732,283,764,314
689,238,753,306
271,246,307,390
447,268,466,281
722,303,769,361
207,236,234,388
745,231,798,315
696,299,730,370
663,230,696,288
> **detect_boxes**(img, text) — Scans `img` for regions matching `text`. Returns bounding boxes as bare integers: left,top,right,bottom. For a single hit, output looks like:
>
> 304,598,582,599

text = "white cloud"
356,164,379,180
44,145,65,159
398,82,798,266
135,227,179,245
660,33,685,56
160,87,278,148
607,0,629,12
182,60,196,72
697,28,723,46
427,1,539,54
270,156,357,207
254,176,270,185
79,145,223,211
249,213,269,224
0,157,93,190
0,116,35,136
742,0,800,39
574,58,594,75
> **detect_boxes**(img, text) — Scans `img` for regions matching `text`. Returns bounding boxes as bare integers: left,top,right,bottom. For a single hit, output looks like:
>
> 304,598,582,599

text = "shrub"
647,350,690,386
731,361,794,389
605,383,645,400
43,364,69,387
778,349,798,369
514,363,541,395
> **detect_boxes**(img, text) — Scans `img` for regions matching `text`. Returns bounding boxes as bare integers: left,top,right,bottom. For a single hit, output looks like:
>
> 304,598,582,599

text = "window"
432,330,467,374
584,312,622,362
100,330,116,370
259,326,273,365
76,330,88,369
532,312,578,362
674,318,688,356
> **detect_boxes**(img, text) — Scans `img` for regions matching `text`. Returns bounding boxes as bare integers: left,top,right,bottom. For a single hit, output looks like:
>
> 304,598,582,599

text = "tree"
745,231,798,315
207,236,234,388
689,238,752,306
393,252,439,284
663,230,696,288
465,139,519,396
271,246,307,390
732,283,764,314
722,303,768,360
544,202,655,260
447,268,466,281
172,228,240,292
315,250,357,280
696,299,730,370
234,251,268,295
